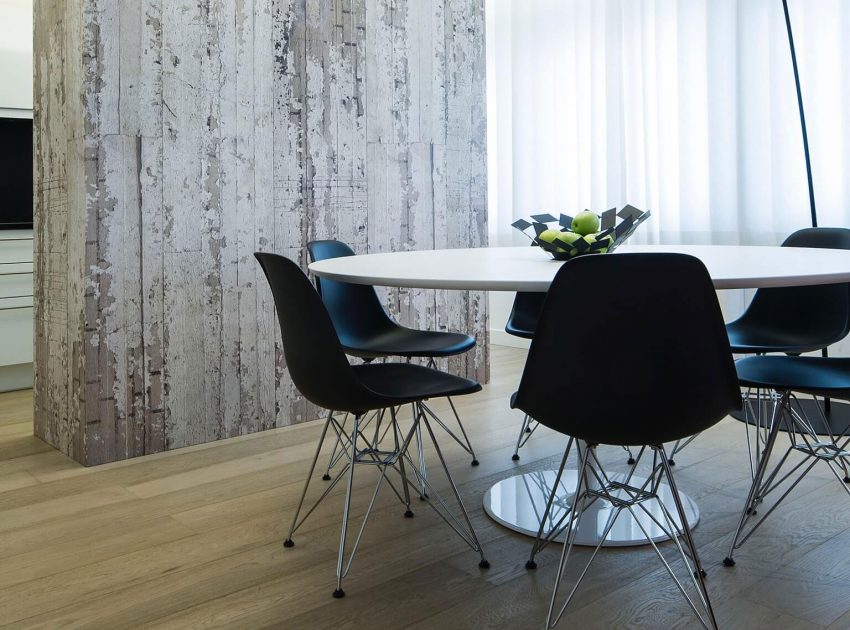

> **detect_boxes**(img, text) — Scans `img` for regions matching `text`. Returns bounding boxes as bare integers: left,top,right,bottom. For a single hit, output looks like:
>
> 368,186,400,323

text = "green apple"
571,211,600,236
537,229,561,244
555,230,582,254
589,232,615,253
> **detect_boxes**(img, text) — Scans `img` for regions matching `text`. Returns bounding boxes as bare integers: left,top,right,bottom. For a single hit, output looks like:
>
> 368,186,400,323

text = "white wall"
0,0,32,113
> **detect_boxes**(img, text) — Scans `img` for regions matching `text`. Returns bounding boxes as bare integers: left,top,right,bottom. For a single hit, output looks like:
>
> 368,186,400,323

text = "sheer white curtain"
487,0,850,248
486,0,850,343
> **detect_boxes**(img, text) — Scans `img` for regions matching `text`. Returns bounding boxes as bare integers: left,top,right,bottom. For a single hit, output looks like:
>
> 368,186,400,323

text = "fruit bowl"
511,205,651,261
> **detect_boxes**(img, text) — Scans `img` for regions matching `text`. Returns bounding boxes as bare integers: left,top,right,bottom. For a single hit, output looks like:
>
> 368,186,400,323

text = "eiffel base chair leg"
285,402,488,598
544,443,718,630
725,390,850,567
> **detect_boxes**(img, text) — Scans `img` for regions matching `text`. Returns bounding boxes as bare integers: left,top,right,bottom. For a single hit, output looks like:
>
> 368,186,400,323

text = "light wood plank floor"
2,347,850,629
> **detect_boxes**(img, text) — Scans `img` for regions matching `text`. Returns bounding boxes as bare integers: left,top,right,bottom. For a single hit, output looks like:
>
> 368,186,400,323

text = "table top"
308,244,850,292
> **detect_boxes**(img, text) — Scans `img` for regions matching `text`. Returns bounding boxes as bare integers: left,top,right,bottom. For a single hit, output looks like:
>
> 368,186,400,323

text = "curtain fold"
487,0,850,248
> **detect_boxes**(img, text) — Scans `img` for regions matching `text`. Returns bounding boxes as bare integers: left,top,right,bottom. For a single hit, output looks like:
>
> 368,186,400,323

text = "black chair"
504,292,546,461
727,228,850,355
670,227,850,467
255,253,489,598
726,227,850,476
513,253,740,629
307,240,479,483
724,355,850,567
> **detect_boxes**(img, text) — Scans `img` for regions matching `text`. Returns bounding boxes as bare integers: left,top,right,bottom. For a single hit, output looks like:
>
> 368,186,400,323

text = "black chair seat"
355,363,481,403
727,320,836,355
736,356,850,399
505,292,546,339
343,329,475,359
505,321,535,340
307,240,476,360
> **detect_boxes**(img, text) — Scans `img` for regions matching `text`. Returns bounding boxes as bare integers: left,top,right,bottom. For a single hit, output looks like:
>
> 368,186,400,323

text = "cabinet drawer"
0,233,34,265
0,272,33,300
0,305,33,366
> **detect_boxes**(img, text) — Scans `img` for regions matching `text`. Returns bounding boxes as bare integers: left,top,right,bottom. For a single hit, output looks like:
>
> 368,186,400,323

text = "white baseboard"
490,329,531,350
0,363,32,392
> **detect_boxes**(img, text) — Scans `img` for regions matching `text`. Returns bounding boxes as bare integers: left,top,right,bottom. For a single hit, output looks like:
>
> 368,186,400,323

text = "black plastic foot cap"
471,459,480,466
746,507,757,516
322,473,332,481
844,475,850,483
525,560,538,570
511,454,520,462
479,559,490,569
404,510,415,518
283,539,295,548
525,427,532,433
669,459,676,466
723,557,735,567
332,589,346,599
627,458,636,465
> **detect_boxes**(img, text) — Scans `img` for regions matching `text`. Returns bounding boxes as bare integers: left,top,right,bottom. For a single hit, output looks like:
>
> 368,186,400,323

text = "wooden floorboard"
2,346,850,628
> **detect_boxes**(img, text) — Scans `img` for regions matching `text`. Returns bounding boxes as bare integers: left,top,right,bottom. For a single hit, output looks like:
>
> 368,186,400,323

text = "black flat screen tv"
0,117,33,229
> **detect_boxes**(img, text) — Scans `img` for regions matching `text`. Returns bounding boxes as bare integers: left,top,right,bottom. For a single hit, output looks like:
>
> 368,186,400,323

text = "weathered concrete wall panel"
34,0,488,466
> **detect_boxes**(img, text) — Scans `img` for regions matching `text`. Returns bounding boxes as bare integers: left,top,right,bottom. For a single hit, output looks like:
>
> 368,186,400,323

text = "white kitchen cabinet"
0,229,33,391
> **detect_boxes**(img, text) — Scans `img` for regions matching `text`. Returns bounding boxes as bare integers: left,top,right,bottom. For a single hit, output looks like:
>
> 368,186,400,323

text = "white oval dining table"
310,244,850,547
308,243,850,292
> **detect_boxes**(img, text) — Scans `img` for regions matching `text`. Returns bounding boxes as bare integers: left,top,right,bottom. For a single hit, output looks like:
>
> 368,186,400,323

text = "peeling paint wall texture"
33,0,489,466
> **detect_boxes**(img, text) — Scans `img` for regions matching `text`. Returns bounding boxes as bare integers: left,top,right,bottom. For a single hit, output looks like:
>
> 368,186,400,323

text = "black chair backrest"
506,292,547,338
738,227,850,347
306,240,397,345
255,252,376,414
513,253,741,446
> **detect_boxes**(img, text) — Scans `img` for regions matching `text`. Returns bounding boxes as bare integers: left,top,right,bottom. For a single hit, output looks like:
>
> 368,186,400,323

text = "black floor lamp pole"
782,0,817,229
782,0,838,414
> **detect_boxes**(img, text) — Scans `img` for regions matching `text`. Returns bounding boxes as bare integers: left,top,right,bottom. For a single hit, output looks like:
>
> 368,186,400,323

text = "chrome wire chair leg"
391,406,415,518
668,433,699,466
415,404,428,500
447,396,479,466
741,382,780,480
408,401,489,568
284,410,333,547
424,358,479,466
525,437,574,569
512,414,541,461
334,413,361,598
546,443,592,629
725,394,786,567
321,412,347,480
659,448,718,629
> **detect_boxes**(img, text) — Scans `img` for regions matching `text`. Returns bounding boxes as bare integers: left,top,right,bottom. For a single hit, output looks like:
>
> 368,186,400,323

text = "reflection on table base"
483,470,699,547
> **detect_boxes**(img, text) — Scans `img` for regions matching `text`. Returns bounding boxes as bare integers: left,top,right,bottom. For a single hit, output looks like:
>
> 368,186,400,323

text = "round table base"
483,470,699,547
